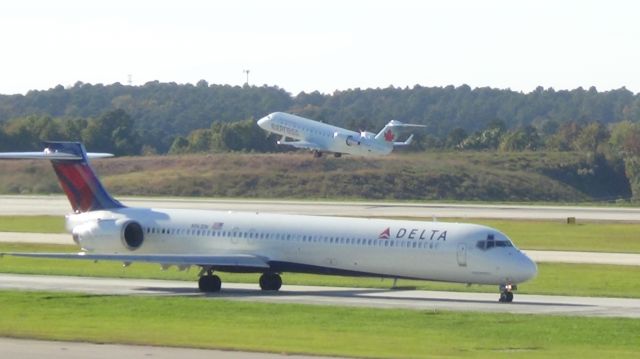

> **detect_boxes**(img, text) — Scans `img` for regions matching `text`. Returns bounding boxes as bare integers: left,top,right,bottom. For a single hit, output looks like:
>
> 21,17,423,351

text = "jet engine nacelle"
72,218,144,252
334,132,361,146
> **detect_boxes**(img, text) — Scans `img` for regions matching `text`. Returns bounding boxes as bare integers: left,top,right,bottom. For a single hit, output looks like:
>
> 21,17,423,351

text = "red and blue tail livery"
0,141,123,213
46,142,124,212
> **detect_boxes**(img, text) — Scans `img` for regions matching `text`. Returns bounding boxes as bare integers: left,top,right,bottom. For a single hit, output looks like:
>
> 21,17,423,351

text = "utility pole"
243,69,250,86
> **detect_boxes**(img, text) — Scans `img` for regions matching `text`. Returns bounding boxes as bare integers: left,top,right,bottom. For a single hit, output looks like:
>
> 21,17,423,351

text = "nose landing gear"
499,283,515,303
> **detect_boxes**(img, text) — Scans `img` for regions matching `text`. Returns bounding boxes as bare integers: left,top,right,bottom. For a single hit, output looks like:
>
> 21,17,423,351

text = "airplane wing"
277,139,324,151
1,252,270,269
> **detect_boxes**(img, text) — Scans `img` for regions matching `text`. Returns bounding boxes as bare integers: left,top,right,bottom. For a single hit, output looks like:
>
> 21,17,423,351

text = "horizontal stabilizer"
2,252,270,269
386,122,427,128
375,120,426,143
0,151,113,160
393,134,414,146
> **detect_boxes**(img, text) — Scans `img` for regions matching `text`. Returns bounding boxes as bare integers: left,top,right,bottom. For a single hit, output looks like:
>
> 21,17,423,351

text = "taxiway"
0,337,340,359
1,273,639,318
1,195,640,221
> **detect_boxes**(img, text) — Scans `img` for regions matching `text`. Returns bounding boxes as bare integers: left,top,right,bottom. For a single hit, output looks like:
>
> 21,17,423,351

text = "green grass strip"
465,218,640,253
0,215,65,233
0,291,638,358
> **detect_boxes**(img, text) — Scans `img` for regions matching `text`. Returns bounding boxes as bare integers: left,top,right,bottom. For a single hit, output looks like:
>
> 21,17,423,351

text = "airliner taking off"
257,112,426,157
0,142,537,302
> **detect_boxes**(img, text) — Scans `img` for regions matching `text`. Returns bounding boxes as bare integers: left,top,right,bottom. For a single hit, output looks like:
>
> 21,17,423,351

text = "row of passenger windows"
279,121,332,138
145,226,440,249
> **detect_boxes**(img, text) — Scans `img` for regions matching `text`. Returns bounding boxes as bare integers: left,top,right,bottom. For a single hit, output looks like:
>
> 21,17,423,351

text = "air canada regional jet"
0,142,537,302
257,112,426,157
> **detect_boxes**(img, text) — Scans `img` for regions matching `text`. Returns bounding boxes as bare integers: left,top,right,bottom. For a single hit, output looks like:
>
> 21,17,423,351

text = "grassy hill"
0,151,631,202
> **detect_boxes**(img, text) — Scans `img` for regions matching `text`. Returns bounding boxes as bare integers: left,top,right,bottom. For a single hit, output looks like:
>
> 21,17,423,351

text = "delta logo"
378,227,448,241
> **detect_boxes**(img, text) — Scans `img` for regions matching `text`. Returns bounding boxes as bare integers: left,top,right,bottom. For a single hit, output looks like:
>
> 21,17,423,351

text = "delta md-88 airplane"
257,112,426,157
0,142,537,302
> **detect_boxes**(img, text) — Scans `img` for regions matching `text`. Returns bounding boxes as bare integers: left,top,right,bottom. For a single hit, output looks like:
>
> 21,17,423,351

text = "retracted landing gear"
198,268,221,292
498,283,515,303
259,272,282,291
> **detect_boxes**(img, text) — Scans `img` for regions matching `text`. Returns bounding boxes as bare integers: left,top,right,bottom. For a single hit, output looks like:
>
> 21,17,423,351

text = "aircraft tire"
198,275,222,292
499,292,508,303
499,291,514,303
259,273,282,291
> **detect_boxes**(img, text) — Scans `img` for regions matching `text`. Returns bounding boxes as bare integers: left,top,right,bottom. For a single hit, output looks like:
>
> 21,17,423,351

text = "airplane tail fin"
374,120,426,145
0,141,124,213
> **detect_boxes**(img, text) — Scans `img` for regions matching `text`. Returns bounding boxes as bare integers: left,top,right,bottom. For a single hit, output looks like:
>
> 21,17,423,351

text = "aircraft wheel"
199,274,222,292
506,291,514,302
259,272,282,291
498,289,515,303
334,153,342,158
499,292,508,303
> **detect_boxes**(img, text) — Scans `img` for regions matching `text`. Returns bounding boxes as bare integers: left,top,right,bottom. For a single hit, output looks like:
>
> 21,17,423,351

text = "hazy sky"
1,0,639,95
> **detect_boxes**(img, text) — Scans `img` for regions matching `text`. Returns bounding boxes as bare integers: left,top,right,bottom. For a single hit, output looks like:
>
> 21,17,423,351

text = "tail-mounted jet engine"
334,132,361,146
72,218,144,251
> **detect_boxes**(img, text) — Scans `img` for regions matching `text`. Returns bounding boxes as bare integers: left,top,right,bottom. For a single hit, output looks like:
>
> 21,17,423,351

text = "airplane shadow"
135,286,588,308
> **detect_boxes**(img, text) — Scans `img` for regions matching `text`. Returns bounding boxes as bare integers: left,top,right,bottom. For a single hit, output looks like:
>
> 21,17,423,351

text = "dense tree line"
2,82,640,153
0,109,141,155
3,81,640,199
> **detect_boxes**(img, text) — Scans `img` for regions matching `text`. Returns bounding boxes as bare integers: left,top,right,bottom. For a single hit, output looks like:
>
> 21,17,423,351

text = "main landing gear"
259,272,282,291
313,150,323,158
197,268,282,293
498,283,515,303
198,268,221,292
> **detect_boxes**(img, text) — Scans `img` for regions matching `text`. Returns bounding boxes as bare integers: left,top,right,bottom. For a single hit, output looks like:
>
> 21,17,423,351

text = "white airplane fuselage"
68,207,537,285
257,112,394,156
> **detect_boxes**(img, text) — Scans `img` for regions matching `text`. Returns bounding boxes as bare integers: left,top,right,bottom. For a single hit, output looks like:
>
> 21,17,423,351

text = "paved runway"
0,232,73,244
0,337,340,359
2,195,640,221
2,232,640,266
1,273,639,318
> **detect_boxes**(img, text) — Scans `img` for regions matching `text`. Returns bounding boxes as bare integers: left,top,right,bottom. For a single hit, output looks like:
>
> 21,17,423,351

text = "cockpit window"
476,233,513,250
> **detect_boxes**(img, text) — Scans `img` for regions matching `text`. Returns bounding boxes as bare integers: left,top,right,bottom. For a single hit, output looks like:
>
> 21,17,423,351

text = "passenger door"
456,243,467,267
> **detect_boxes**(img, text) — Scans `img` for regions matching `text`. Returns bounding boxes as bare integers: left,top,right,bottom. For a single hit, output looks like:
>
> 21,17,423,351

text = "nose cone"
514,252,538,283
257,114,272,129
